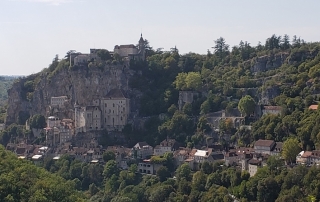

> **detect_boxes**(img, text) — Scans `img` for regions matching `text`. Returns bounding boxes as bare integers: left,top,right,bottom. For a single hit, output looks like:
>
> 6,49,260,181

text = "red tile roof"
309,105,318,110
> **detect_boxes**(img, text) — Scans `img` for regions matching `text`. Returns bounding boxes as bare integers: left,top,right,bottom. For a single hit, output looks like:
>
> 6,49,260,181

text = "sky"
1,0,320,76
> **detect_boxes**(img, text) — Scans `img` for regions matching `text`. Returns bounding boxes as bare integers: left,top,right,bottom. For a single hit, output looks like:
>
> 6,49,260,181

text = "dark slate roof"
106,89,127,99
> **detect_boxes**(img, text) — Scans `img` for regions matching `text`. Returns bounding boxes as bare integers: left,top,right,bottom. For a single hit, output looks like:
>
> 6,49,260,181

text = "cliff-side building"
101,89,130,131
114,34,146,61
74,89,130,133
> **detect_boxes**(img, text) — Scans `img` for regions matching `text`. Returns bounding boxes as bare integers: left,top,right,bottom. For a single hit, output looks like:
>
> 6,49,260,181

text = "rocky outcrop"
251,53,289,73
6,64,139,125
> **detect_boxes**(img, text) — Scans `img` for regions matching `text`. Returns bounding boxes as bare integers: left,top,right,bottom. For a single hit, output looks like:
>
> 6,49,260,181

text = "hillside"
4,34,320,149
0,145,86,201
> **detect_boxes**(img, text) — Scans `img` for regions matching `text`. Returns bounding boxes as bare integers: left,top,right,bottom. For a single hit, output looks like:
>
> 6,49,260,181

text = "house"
296,151,312,165
262,106,282,116
253,139,283,155
309,105,318,110
173,147,196,168
224,151,238,166
138,159,163,175
106,146,131,169
296,150,320,166
132,142,153,159
254,139,276,155
248,159,261,177
310,150,320,165
154,139,179,156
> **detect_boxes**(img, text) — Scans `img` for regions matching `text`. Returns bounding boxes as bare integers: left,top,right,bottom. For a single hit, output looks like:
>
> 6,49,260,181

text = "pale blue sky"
1,0,320,75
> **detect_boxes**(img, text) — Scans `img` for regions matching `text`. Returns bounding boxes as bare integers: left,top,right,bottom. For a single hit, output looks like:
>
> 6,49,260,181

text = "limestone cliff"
6,64,140,125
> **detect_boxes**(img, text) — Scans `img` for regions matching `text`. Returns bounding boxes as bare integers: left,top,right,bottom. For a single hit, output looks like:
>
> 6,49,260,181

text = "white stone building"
154,139,179,156
132,142,153,159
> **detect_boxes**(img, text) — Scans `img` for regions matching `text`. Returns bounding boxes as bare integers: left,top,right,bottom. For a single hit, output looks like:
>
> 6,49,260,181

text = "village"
3,35,320,178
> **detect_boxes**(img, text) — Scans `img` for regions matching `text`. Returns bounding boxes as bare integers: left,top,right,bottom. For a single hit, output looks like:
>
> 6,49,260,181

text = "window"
105,103,107,107
113,103,115,107
121,117,123,121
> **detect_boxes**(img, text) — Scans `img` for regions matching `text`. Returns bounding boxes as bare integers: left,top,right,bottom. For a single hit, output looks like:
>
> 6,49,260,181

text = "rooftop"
254,139,275,147
105,89,127,99
309,105,318,110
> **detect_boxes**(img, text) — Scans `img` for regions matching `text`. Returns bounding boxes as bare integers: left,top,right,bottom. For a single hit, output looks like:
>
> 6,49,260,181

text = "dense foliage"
39,154,320,202
0,145,85,201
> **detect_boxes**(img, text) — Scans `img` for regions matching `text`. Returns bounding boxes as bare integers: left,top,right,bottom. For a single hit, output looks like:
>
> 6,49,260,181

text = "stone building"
74,49,101,66
51,96,68,108
74,88,130,133
114,34,146,61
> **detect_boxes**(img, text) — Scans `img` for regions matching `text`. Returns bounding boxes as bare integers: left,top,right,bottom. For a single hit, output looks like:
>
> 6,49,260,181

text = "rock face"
6,65,139,125
251,53,289,73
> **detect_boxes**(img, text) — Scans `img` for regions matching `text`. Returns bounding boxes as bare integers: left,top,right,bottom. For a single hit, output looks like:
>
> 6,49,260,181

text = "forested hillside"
124,34,320,150
2,34,320,202
0,145,86,201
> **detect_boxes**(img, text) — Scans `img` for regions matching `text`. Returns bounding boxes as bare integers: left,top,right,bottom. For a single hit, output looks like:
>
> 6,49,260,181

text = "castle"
73,34,146,66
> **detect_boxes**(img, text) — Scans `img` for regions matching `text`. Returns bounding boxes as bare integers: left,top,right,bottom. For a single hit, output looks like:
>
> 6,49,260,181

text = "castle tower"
138,33,145,60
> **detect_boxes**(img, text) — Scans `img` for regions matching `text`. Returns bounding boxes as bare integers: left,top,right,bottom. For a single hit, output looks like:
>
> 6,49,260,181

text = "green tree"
103,151,116,162
238,95,256,116
176,163,191,181
185,72,202,90
156,166,170,182
29,114,46,129
182,103,192,116
213,37,229,58
282,138,301,164
97,49,112,61
103,160,119,179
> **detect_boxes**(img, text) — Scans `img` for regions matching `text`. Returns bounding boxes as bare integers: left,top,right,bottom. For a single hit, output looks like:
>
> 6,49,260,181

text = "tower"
138,33,145,60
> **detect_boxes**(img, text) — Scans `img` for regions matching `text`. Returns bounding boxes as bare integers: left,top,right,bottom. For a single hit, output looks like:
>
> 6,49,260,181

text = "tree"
213,37,229,58
192,171,207,191
103,151,116,162
185,72,202,90
182,103,192,116
238,95,256,116
103,160,119,179
200,100,210,115
156,166,170,182
281,34,290,50
175,163,191,181
97,49,112,61
29,114,46,129
282,138,301,164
